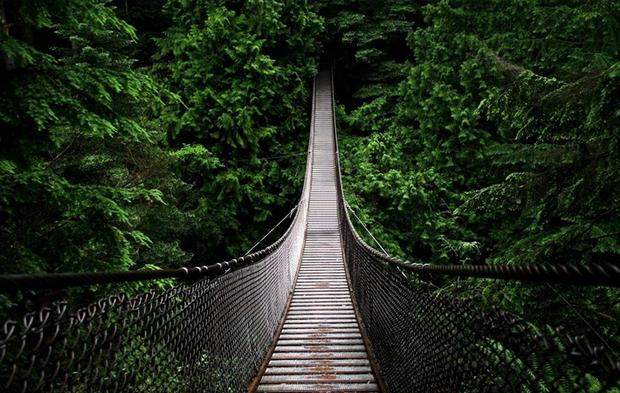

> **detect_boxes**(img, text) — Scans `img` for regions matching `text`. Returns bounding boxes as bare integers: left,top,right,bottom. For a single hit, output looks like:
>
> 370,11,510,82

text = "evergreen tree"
155,0,323,260
0,0,188,277
329,0,620,347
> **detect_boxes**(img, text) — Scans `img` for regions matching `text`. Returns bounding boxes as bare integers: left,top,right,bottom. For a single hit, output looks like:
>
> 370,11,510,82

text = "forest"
1,0,618,357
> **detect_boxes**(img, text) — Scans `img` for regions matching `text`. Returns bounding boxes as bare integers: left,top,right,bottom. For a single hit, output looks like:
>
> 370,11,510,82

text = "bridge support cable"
345,201,389,256
0,95,315,393
331,70,620,390
244,203,300,256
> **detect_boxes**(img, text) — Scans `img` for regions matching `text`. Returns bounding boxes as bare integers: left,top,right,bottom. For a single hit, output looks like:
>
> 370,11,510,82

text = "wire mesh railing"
340,223,620,392
0,205,309,393
329,68,620,392
0,236,302,393
0,80,316,393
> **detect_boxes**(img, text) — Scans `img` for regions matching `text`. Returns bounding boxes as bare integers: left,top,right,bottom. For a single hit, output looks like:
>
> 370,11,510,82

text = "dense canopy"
1,0,618,351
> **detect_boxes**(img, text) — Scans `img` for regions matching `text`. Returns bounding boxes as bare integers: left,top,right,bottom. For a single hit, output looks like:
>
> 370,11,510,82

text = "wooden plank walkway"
255,71,379,392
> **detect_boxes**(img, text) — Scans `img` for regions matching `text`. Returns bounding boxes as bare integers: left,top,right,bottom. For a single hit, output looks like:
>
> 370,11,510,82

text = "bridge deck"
255,72,378,392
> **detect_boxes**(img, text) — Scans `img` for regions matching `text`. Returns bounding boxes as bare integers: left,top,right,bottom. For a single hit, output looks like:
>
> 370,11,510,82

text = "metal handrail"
330,67,619,287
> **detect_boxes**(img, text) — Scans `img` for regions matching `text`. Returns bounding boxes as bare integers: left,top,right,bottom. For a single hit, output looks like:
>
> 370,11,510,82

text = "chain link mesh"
323,61,620,392
0,202,307,393
0,181,310,393
340,211,620,392
0,72,319,393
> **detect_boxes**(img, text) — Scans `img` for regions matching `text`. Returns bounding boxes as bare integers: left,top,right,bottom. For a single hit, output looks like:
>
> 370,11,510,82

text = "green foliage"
155,0,322,259
1,0,617,359
0,0,184,277
329,0,620,350
0,0,322,314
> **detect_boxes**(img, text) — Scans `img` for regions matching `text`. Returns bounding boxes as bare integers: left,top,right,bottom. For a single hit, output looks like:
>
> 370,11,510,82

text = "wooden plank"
290,298,351,302
287,310,356,314
287,311,356,316
260,374,375,384
289,302,352,306
256,383,379,392
281,326,359,331
270,352,370,360
280,329,360,334
265,366,372,375
274,345,367,353
266,359,371,367
278,336,364,346
291,294,350,298
282,323,360,329
288,306,354,311
285,317,357,322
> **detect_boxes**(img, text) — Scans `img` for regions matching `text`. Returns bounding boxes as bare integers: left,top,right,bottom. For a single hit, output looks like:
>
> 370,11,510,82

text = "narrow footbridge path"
0,70,619,393
254,71,379,392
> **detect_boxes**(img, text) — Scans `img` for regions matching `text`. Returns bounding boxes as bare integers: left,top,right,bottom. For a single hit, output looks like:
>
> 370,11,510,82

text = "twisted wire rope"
330,67,620,392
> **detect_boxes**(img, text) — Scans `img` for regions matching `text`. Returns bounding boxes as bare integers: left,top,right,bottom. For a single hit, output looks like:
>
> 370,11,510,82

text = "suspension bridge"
0,70,619,393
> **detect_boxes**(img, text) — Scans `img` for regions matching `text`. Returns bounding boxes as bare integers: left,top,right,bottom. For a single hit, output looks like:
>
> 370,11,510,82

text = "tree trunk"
0,0,15,70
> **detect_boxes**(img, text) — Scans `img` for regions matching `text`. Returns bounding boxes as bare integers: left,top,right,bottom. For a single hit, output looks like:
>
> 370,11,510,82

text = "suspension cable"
0,205,302,292
345,201,390,256
341,198,619,287
244,203,300,256
359,241,620,286
545,282,618,356
342,208,620,286
0,248,275,292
